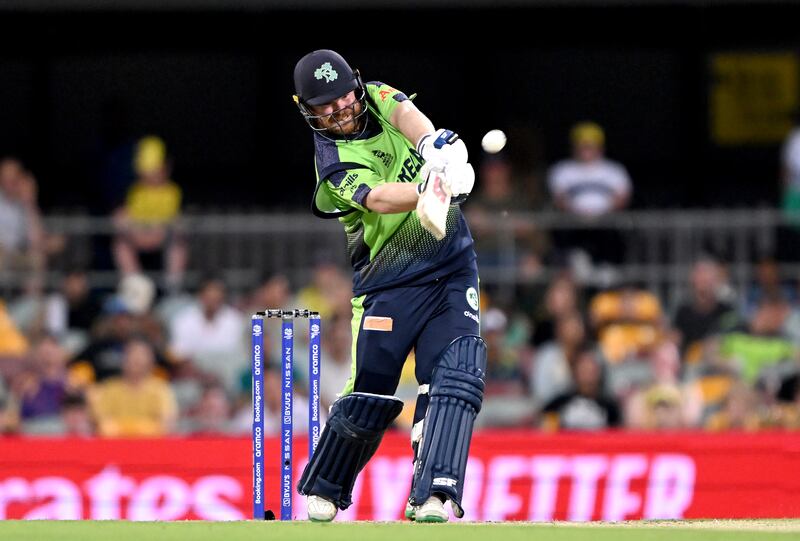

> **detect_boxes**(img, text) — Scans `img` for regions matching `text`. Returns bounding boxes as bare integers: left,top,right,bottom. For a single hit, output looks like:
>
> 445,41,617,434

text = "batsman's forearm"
365,183,420,214
390,100,435,148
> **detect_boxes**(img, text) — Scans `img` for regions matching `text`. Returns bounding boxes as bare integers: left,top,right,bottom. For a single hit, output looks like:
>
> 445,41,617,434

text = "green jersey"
311,82,475,295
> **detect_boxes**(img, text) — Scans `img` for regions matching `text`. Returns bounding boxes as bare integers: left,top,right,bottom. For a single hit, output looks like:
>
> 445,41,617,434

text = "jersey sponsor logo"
336,173,359,196
466,287,480,311
363,316,393,332
396,148,424,183
463,310,480,324
378,87,396,101
372,150,394,167
314,62,338,83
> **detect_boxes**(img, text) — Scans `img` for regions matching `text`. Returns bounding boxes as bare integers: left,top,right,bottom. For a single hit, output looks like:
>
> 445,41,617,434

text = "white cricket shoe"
414,496,448,523
307,495,337,522
404,500,416,521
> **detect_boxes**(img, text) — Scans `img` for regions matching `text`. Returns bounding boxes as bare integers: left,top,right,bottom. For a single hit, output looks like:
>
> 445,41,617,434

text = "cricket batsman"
292,49,487,522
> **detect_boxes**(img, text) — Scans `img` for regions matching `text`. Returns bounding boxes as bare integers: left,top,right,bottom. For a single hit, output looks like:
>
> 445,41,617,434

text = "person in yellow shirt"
589,281,665,364
112,136,187,292
88,337,177,437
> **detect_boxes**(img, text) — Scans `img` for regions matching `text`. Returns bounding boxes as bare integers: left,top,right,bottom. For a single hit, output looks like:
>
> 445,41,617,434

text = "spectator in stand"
589,281,665,365
530,272,582,347
589,282,667,402
11,336,71,424
168,275,247,393
0,158,46,292
181,383,237,435
11,340,96,436
88,337,177,437
625,340,703,430
0,377,19,433
531,310,586,407
112,136,187,292
742,258,798,319
547,122,632,268
539,345,621,431
44,268,104,352
294,255,352,320
549,122,632,217
233,272,293,386
242,272,292,315
69,274,169,386
480,307,535,427
672,258,739,364
464,153,549,270
483,308,527,392
721,294,798,386
704,381,763,431
61,392,95,437
683,335,747,426
634,385,685,430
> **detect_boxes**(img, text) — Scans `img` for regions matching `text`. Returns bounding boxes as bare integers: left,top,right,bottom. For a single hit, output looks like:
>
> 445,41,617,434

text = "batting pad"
410,335,487,517
297,392,403,510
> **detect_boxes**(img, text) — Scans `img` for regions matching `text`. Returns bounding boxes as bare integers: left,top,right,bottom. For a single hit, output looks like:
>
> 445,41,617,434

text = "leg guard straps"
410,335,487,517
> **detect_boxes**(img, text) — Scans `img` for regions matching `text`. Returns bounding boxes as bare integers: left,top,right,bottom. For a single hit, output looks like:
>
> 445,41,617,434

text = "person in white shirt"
169,276,247,393
549,122,631,217
547,122,632,267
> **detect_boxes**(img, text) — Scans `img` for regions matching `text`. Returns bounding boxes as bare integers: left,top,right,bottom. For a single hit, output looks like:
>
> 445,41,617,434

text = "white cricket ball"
481,129,507,154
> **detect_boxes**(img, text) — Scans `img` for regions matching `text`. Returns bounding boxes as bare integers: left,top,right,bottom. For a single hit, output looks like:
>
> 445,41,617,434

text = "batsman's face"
310,91,363,135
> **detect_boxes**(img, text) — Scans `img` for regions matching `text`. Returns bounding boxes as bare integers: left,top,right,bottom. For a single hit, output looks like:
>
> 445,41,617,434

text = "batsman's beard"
320,100,364,135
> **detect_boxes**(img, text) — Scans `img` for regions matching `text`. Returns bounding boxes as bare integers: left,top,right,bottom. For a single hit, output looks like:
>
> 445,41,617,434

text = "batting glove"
416,129,469,172
416,161,475,203
445,161,475,201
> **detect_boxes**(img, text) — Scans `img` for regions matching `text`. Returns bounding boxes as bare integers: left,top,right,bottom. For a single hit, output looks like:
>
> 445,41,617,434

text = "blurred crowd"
1,252,799,438
0,266,351,438
0,122,799,437
477,257,800,432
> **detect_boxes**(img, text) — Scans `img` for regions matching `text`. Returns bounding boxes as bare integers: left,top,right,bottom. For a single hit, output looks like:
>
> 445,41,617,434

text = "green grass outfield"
2,520,800,541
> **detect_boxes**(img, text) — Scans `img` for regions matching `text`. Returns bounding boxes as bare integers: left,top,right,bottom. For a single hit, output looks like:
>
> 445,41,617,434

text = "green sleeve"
320,168,385,214
366,82,409,123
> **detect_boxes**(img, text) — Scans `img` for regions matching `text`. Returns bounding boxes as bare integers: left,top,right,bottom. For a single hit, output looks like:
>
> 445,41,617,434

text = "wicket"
251,309,321,521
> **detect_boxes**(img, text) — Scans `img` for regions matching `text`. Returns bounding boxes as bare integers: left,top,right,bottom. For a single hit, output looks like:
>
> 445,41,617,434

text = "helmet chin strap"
306,99,369,143
336,71,369,142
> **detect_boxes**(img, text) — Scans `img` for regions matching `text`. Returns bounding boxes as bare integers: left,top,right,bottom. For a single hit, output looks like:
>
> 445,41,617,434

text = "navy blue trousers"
346,261,480,425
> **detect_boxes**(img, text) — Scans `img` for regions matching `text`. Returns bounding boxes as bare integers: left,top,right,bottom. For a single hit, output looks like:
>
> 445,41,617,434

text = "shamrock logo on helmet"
314,62,338,83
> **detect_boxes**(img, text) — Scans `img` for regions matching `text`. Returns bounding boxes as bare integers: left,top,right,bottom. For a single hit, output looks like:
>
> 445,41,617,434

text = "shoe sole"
414,514,448,523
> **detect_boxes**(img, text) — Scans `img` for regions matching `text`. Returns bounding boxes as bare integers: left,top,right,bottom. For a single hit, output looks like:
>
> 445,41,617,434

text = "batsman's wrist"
416,132,433,153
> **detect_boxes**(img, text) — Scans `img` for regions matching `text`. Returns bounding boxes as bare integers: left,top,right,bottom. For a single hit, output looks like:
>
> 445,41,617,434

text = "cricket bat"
417,170,451,240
